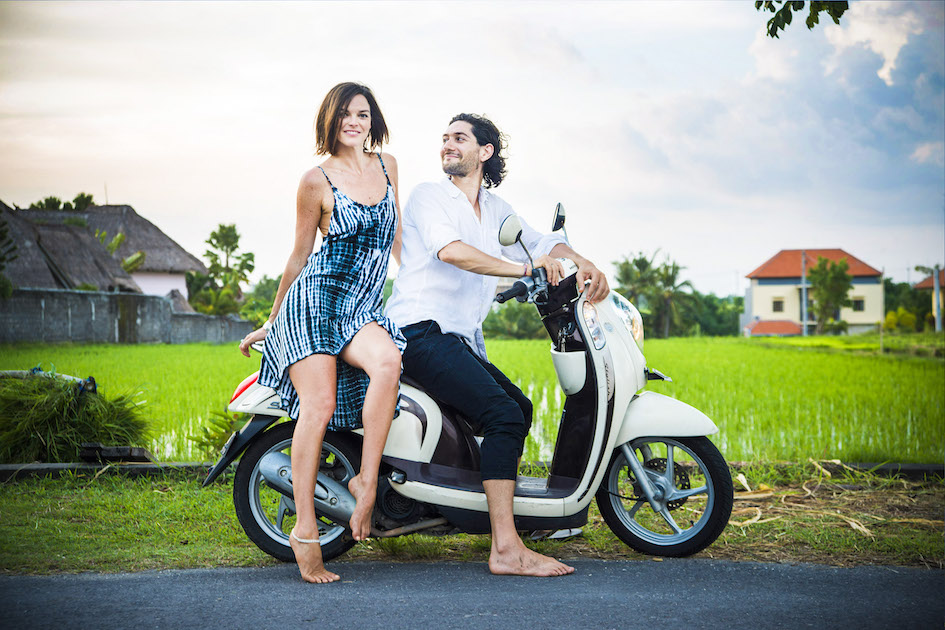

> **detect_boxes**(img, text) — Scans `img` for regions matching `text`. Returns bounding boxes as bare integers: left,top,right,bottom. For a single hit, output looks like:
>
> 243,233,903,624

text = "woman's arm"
239,169,328,356
383,153,403,265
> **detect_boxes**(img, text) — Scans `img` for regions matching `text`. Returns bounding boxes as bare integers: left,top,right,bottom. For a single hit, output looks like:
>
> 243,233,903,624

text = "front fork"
620,442,684,535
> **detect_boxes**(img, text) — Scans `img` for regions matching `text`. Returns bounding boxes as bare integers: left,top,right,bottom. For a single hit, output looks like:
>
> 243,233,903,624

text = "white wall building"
742,248,884,336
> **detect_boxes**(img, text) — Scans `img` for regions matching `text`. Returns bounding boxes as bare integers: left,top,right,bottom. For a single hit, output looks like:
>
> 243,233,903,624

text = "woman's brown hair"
315,82,389,155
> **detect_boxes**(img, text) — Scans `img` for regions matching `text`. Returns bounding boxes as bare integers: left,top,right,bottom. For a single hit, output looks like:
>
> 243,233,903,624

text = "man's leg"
483,479,574,577
401,322,573,577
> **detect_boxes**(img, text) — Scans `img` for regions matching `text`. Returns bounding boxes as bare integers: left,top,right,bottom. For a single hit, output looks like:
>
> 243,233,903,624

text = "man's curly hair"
449,113,508,188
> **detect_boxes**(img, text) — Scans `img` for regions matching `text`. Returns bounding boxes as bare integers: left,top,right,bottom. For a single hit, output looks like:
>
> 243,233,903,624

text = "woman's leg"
339,323,402,541
287,353,339,583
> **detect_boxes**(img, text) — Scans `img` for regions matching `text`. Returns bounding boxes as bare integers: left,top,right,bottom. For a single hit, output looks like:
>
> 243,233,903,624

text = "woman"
239,82,405,584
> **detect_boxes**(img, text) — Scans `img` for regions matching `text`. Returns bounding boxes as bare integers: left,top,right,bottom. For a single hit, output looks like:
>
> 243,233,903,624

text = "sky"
1,1,943,297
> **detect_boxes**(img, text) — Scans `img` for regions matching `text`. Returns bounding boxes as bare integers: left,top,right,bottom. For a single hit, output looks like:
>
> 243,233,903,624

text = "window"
853,298,865,312
772,298,784,313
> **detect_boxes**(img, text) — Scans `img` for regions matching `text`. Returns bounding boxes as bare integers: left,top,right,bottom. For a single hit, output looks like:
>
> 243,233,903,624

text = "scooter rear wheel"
596,436,733,557
233,421,361,563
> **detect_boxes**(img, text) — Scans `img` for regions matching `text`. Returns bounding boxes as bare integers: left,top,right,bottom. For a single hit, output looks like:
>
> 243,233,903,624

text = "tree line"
484,252,744,340
192,224,938,339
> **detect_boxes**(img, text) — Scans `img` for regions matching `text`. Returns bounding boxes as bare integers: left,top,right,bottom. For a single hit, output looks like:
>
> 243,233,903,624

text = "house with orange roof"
915,269,943,330
741,249,884,336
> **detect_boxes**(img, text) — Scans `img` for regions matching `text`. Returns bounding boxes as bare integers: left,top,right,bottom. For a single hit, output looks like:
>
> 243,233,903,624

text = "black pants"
400,320,532,481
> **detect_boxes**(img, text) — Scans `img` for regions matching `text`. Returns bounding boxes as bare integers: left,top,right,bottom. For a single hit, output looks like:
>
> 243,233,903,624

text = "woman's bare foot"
289,528,340,583
347,473,377,541
488,539,575,577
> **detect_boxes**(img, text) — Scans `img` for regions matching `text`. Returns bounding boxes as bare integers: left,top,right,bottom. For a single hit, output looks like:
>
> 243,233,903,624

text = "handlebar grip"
495,281,528,303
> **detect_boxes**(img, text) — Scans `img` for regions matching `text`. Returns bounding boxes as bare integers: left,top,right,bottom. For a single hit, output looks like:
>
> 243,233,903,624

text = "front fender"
615,391,718,445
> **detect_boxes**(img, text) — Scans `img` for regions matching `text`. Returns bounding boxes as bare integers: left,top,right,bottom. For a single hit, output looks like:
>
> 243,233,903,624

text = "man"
385,113,609,577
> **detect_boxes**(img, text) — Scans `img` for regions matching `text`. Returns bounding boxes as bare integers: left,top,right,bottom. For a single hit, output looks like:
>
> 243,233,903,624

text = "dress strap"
317,165,335,189
376,154,392,186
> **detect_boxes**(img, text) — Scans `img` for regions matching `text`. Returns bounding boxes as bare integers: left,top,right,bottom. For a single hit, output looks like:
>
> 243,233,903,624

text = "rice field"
0,337,942,464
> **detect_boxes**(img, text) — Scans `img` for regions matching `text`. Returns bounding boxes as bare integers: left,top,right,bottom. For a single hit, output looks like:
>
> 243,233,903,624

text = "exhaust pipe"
258,451,356,526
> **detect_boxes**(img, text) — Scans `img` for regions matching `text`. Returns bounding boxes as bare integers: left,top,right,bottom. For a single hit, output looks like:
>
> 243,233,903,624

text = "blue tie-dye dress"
257,154,405,429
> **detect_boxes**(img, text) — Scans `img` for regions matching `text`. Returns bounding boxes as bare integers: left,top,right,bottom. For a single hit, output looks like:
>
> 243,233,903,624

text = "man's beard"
442,152,478,178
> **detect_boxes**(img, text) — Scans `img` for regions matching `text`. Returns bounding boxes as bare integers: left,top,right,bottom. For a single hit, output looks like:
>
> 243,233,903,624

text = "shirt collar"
441,176,490,204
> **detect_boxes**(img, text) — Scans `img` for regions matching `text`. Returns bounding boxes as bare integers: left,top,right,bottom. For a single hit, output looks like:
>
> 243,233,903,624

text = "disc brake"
621,457,691,510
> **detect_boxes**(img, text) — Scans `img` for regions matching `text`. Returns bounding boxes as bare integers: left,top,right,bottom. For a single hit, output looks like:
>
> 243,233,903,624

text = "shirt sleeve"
499,207,567,263
405,184,462,258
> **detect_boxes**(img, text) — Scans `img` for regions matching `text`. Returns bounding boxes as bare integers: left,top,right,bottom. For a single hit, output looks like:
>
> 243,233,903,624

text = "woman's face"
335,94,372,150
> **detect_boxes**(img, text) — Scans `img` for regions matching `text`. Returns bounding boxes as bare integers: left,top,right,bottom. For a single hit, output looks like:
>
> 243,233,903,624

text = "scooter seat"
399,374,482,436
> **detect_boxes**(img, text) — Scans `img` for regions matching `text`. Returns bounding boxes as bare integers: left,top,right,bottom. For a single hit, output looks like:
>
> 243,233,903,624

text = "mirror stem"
518,242,535,273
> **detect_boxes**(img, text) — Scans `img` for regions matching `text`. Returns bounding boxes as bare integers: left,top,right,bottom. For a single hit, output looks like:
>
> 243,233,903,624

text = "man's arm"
438,241,531,277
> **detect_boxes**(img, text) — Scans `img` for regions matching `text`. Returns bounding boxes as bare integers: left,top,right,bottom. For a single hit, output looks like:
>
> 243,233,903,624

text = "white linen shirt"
385,177,566,359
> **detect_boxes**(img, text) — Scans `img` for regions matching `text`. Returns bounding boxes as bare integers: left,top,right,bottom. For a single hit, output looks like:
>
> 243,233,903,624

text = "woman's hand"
239,328,268,357
531,255,565,286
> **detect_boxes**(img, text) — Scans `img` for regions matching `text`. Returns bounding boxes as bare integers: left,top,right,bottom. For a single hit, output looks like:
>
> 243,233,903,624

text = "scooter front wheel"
596,436,733,557
233,421,361,563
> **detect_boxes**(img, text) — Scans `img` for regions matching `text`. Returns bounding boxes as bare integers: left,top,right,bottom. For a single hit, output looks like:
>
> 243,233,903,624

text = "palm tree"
652,259,694,338
614,250,660,307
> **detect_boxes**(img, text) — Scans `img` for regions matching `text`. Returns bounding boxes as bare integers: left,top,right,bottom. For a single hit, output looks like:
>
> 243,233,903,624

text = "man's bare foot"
289,528,340,583
488,541,575,577
347,473,376,541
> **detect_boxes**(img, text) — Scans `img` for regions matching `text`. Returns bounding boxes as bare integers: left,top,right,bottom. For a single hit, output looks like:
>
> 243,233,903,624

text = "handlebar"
495,280,528,304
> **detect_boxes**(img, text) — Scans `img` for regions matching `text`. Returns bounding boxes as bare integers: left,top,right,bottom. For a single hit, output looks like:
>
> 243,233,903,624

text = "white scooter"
203,204,733,563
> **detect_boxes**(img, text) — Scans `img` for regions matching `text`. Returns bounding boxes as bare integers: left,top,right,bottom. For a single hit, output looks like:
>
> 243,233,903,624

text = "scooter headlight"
582,301,606,350
611,292,644,352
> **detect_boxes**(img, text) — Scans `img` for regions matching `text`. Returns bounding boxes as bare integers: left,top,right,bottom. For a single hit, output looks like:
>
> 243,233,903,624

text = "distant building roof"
746,320,803,336
915,270,944,291
1,201,140,292
16,205,207,275
747,249,881,279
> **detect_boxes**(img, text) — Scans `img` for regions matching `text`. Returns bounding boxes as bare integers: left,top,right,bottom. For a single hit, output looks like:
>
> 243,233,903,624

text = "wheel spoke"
276,495,295,532
668,485,708,502
658,507,683,534
626,498,645,519
664,444,675,485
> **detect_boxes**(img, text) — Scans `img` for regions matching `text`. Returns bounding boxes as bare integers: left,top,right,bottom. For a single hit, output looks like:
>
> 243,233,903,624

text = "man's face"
441,121,489,178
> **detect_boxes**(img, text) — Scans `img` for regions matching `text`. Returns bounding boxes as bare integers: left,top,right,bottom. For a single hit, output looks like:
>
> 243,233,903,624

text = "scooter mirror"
551,202,566,232
498,214,524,247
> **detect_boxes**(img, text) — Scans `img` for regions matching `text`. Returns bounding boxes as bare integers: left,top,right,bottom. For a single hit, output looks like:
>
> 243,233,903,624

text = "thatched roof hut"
1,201,59,288
1,201,140,292
86,205,207,274
15,205,208,275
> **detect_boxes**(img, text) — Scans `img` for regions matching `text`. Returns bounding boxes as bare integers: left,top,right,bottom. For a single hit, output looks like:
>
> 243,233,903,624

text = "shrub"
0,374,149,464
883,311,898,331
188,408,247,459
896,307,917,332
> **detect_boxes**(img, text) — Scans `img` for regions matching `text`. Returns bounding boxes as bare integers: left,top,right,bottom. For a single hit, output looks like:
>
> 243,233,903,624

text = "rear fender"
201,415,282,486
615,391,718,446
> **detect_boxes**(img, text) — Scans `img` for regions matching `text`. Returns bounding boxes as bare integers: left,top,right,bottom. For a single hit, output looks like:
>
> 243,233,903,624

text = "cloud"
823,1,925,86
748,27,799,81
910,141,945,166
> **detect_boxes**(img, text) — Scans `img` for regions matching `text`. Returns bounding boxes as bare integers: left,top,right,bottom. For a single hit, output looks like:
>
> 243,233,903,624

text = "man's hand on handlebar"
531,255,564,286
577,260,610,303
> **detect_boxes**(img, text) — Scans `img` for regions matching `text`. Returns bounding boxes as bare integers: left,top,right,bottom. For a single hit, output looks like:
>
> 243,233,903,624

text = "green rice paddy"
1,337,942,464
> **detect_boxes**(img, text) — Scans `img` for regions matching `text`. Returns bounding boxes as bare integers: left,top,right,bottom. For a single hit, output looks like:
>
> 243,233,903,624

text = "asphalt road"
1,559,941,629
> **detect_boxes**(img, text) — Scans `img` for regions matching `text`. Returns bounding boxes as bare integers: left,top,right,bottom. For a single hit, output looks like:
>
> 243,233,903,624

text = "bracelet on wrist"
262,320,273,331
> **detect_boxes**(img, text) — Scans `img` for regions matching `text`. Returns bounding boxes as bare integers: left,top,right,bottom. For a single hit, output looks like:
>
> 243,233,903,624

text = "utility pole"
879,268,884,354
935,264,942,333
801,250,808,337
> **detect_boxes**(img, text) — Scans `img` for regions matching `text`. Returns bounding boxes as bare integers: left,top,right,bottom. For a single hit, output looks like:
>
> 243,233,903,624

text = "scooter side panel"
392,480,565,517
615,391,720,445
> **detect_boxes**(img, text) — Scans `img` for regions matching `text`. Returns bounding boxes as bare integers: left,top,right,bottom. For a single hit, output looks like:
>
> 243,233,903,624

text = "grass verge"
0,462,941,575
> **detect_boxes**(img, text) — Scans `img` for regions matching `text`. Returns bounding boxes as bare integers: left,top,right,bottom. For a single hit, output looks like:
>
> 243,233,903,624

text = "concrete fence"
0,288,253,344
